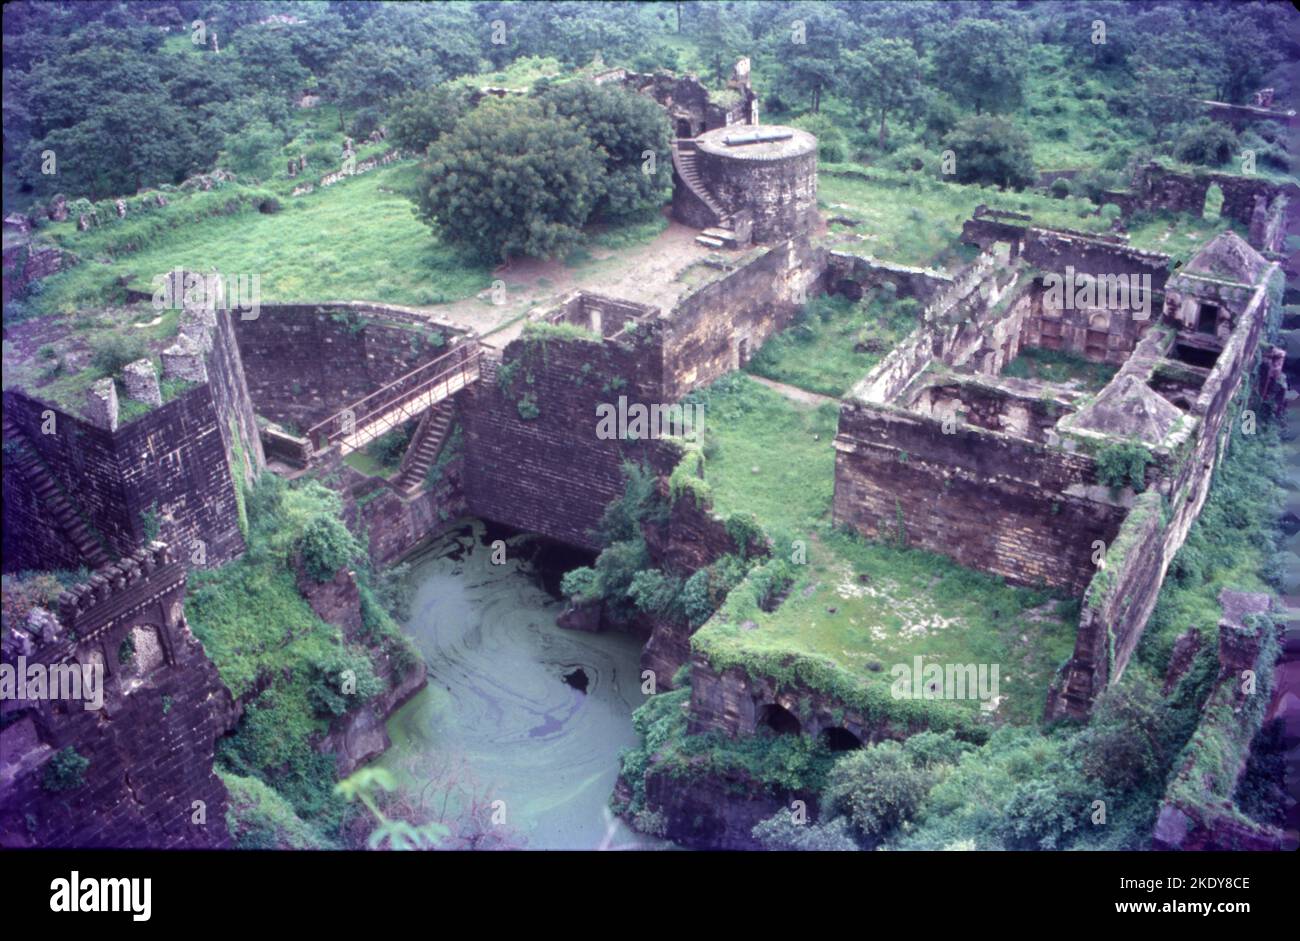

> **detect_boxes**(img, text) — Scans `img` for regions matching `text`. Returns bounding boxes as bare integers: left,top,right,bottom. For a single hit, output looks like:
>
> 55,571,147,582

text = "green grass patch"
1002,345,1119,392
30,164,492,314
746,291,920,398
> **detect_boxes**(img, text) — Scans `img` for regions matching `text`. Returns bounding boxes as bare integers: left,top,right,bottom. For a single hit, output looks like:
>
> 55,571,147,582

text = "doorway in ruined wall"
1197,302,1220,334
1203,183,1225,220
734,336,751,370
759,703,801,735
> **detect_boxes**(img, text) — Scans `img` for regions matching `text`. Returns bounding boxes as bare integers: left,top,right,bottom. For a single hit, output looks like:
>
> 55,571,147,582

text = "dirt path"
748,374,839,408
414,212,717,347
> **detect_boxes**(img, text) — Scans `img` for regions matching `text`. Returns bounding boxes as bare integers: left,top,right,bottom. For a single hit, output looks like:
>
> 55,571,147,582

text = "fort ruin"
2,53,1290,853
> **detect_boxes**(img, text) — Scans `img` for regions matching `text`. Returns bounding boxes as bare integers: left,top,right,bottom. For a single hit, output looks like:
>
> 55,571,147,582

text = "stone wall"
1049,267,1278,716
824,251,953,305
1151,592,1285,851
460,328,675,551
833,393,1125,594
4,381,248,572
230,302,467,432
0,544,235,848
1127,162,1297,253
662,236,823,400
3,308,260,574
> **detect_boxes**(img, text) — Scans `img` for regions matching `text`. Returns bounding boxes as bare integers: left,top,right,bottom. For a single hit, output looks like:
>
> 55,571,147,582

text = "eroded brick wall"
663,237,823,399
833,402,1126,594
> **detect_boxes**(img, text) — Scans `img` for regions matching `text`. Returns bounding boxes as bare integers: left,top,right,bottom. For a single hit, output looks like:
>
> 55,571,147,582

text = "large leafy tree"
843,37,922,147
416,97,604,263
776,3,853,114
942,115,1036,190
931,18,1028,115
537,80,671,220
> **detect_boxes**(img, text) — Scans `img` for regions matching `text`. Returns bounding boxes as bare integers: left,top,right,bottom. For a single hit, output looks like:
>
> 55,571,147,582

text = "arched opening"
1202,183,1224,220
759,703,801,735
1197,302,1220,334
120,625,166,679
676,118,692,139
820,727,863,752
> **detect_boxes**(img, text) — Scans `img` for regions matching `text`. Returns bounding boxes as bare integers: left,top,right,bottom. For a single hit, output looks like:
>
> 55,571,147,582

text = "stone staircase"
673,139,740,248
391,401,454,497
3,417,112,568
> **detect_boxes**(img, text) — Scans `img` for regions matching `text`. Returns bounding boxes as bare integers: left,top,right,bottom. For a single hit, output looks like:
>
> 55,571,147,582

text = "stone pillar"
161,334,208,383
85,378,119,432
123,358,163,407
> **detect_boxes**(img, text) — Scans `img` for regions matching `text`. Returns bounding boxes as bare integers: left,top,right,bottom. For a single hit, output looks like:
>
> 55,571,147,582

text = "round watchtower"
687,125,817,243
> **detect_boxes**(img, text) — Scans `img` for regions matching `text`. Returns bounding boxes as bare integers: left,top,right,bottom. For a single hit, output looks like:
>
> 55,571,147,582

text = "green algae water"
377,519,665,850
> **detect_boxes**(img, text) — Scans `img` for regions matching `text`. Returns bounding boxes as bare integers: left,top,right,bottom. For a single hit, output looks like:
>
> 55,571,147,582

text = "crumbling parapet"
84,377,118,432
1151,591,1286,851
122,357,162,407
0,544,236,848
161,332,208,383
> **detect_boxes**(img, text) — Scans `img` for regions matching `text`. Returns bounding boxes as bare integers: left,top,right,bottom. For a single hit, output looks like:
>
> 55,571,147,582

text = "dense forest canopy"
3,0,1295,209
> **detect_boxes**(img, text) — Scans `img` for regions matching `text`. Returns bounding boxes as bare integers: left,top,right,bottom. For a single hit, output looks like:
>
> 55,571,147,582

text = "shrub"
298,515,361,583
1173,120,1237,167
1095,441,1152,494
91,334,148,377
42,747,89,793
824,742,929,841
306,646,384,718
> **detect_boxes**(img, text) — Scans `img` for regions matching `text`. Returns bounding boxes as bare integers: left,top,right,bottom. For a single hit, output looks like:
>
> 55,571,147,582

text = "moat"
377,521,661,850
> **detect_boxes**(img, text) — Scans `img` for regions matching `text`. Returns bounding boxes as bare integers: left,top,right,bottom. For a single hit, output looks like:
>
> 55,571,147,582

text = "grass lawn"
29,164,493,314
746,291,920,398
1002,345,1120,393
687,373,1078,726
818,166,1110,270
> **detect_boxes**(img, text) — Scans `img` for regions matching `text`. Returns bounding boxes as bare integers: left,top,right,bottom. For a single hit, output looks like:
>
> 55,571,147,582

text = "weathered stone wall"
1127,162,1297,252
231,303,466,432
338,455,468,569
1151,592,1285,851
3,382,247,572
0,544,235,848
694,131,818,243
833,399,1124,594
687,654,948,744
824,251,953,304
460,328,675,551
1049,269,1278,716
662,236,824,400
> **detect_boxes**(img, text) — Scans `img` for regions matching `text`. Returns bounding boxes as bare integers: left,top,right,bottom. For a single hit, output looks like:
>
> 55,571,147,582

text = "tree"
843,38,922,148
388,85,475,156
932,19,1028,115
776,2,852,114
942,115,1036,190
417,97,604,263
537,80,671,220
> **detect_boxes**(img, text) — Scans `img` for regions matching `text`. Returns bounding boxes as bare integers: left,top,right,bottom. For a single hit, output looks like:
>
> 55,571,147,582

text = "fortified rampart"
3,305,261,574
0,543,235,848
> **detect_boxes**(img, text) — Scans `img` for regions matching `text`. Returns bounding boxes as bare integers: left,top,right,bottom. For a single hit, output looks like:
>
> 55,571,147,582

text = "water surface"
378,520,663,850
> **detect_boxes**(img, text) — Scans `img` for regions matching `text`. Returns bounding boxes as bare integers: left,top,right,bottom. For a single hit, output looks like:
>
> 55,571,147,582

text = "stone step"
695,235,725,248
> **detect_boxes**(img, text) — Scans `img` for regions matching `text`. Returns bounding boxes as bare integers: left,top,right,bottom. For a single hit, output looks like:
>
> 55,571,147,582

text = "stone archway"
759,703,801,735
820,726,863,752
1202,183,1225,220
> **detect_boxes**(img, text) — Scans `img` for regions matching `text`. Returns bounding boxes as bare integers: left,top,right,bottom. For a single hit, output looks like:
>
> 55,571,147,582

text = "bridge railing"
305,341,480,454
